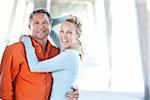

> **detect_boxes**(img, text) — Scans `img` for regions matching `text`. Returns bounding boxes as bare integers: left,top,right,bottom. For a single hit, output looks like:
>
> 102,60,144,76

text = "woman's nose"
61,32,67,37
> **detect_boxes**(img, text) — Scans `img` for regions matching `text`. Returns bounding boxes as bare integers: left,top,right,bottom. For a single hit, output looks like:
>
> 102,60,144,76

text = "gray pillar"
104,0,112,89
34,0,47,9
135,0,148,100
33,0,51,10
148,10,150,100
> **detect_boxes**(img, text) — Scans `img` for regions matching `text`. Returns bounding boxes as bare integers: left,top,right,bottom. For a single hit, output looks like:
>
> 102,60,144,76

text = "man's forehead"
32,12,48,17
31,13,50,21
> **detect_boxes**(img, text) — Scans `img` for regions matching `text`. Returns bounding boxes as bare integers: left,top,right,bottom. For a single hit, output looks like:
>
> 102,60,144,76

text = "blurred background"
0,0,149,100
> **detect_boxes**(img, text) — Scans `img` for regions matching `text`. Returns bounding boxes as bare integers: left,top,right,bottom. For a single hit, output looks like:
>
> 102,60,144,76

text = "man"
0,8,79,100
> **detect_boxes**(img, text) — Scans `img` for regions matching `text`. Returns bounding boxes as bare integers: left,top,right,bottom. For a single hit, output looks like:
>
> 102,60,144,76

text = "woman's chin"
61,46,70,51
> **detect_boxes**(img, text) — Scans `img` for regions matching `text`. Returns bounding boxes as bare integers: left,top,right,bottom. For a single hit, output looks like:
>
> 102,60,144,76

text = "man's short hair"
28,8,52,28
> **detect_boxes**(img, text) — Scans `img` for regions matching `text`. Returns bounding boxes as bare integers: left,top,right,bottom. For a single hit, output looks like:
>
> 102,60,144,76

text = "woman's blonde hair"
66,16,84,60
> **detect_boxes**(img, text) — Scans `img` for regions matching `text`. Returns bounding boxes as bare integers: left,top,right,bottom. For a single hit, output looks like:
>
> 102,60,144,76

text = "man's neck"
33,37,48,53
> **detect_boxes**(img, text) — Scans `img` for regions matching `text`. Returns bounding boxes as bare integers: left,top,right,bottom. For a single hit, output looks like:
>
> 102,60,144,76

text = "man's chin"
33,36,48,41
37,35,48,39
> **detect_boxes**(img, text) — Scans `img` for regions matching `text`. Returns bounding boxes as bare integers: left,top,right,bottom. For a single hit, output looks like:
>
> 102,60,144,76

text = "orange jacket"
0,37,60,100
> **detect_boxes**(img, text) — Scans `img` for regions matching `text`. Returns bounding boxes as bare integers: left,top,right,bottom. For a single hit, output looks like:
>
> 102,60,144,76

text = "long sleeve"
52,15,70,27
0,46,20,100
21,37,80,72
49,30,61,49
50,15,71,49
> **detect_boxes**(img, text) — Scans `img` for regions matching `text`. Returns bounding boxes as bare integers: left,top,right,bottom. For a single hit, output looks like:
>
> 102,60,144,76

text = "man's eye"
33,22,39,25
43,21,48,24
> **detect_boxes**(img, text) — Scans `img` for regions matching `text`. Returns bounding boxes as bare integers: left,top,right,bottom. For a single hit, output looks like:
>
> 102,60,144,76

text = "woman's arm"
52,15,71,27
50,15,71,49
49,15,71,49
49,30,61,49
21,36,80,72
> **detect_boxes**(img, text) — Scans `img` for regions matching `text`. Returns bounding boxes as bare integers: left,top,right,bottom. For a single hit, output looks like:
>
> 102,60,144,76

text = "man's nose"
38,24,45,29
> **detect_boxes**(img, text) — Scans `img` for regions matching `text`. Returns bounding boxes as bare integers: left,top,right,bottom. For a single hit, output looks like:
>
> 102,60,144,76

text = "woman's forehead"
61,21,76,29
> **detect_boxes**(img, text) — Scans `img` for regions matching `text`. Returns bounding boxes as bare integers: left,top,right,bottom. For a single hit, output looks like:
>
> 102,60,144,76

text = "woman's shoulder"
62,49,81,64
60,49,79,59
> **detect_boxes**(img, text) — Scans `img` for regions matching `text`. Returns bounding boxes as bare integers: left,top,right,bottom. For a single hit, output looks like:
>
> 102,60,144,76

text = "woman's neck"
61,46,73,52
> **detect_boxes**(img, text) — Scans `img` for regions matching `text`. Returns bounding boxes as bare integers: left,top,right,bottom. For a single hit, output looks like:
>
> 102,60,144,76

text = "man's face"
30,13,51,40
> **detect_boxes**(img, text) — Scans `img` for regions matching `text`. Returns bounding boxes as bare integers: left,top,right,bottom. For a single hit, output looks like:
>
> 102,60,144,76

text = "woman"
21,16,83,100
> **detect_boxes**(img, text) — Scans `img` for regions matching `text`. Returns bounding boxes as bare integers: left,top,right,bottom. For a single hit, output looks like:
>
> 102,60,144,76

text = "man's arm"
21,36,80,72
0,46,19,100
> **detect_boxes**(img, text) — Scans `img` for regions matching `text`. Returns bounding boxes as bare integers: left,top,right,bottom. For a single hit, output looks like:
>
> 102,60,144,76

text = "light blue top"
52,15,70,27
22,37,81,100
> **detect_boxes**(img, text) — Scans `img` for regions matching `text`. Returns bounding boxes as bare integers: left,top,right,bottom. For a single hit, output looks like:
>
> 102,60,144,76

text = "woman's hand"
19,35,28,41
66,86,79,100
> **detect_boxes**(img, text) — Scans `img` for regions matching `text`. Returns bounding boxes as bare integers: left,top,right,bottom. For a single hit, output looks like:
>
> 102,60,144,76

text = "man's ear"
28,24,30,29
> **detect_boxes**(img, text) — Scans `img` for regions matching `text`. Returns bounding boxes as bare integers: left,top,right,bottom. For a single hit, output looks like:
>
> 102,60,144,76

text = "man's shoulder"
5,41,24,52
47,41,60,58
51,45,60,53
51,45,60,50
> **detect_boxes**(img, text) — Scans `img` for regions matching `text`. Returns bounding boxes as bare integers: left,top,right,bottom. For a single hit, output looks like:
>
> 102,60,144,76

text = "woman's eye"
68,32,72,34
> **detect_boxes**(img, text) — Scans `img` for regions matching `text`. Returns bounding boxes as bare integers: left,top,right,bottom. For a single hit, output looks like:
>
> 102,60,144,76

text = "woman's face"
59,21,78,50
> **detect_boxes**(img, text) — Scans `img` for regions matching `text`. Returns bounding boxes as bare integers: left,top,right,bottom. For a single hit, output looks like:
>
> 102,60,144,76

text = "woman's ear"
76,33,80,38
